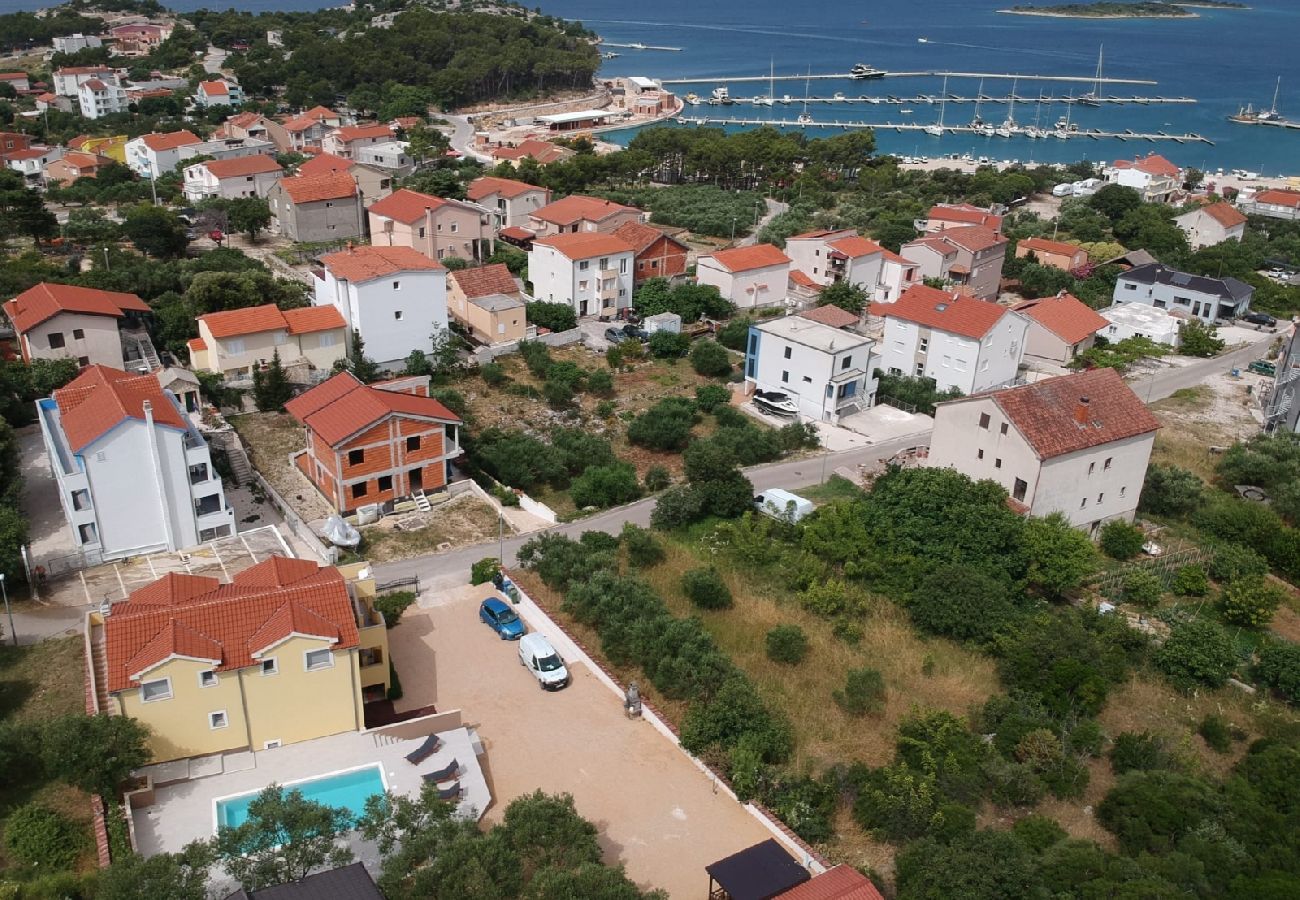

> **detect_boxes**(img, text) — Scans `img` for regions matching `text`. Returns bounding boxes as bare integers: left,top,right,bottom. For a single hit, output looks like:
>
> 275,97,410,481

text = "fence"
471,327,584,365
1090,544,1214,599
376,576,421,595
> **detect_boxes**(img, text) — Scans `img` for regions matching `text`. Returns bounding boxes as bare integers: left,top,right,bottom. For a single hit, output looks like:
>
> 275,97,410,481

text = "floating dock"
599,42,683,51
698,94,1196,107
662,71,1158,86
1229,117,1300,131
675,116,1214,144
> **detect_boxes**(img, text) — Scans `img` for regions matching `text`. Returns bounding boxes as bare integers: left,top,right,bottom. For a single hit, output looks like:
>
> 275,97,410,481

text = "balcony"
188,463,212,486
193,494,224,518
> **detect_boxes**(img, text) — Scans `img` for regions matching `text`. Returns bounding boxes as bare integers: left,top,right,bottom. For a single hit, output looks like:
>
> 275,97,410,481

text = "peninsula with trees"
1000,1,1247,18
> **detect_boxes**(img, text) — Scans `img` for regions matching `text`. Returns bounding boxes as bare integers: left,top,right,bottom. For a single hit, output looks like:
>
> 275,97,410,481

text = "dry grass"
358,495,503,562
230,412,335,521
1148,377,1261,482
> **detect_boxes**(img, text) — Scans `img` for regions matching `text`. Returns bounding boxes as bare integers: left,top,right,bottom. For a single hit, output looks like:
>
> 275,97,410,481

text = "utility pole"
0,574,15,647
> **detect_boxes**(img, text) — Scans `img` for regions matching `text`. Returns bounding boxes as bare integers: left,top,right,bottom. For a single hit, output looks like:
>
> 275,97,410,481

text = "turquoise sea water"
213,764,385,829
12,0,1300,171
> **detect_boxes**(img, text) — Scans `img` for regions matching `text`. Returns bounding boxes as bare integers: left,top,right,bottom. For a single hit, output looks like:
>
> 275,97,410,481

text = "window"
1104,457,1113,470
620,258,628,273
1124,282,1137,291
579,280,588,291
599,257,609,269
394,310,403,320
781,370,789,383
1097,492,1105,503
319,332,337,347
977,449,984,460
802,375,812,383
325,201,333,208
1080,497,1088,508
579,260,589,271
261,658,278,676
72,328,84,339
995,458,1002,469
209,710,228,730
77,522,97,544
392,280,400,290
841,356,852,370
305,649,333,671
378,475,392,492
1088,462,1095,475
784,346,792,359
199,670,218,688
437,248,445,259
914,362,925,376
918,337,929,353
1000,422,1008,435
225,338,245,355
78,356,89,366
978,413,990,430
450,222,458,233
351,482,368,499
348,449,364,465
141,678,172,702
1120,486,1127,498
48,332,65,349
407,435,421,451
1013,478,1027,502
418,227,426,238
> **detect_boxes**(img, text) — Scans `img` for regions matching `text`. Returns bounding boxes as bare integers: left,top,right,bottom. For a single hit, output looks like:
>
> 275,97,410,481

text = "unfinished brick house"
285,372,461,513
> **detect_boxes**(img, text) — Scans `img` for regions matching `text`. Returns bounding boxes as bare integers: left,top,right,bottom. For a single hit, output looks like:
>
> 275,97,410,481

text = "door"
409,467,423,493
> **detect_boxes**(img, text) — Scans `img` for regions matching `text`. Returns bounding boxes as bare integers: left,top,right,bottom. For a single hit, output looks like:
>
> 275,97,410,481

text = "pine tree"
348,334,382,384
252,349,293,412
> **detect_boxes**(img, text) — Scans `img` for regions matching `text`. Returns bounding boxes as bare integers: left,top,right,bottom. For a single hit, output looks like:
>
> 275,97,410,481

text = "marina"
597,41,683,51
661,71,1159,86
685,93,1196,107
674,116,1215,144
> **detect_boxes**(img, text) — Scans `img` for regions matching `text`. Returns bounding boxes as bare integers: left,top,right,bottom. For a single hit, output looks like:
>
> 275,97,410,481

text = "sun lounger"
404,734,442,765
422,757,459,783
436,779,462,801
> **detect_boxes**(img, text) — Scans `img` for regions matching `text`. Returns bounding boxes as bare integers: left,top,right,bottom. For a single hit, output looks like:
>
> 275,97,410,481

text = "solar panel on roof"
1171,273,1191,285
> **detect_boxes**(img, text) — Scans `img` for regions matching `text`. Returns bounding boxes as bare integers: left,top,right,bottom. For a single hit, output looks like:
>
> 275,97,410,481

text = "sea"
14,0,1300,173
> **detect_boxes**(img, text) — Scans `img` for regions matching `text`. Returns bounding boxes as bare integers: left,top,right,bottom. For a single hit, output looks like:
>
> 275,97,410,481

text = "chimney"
1073,396,1090,427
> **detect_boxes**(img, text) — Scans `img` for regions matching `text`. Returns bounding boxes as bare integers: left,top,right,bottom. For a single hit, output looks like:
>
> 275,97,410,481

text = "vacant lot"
358,494,503,562
230,412,334,522
1148,373,1265,481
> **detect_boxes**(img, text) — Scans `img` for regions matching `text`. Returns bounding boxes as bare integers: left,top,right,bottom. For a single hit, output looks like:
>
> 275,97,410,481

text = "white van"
518,633,570,691
753,489,814,523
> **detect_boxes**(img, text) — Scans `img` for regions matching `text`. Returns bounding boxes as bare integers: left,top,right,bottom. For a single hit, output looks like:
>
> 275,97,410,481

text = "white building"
872,284,1028,394
1112,263,1253,324
1014,292,1109,367
927,368,1160,533
1174,201,1247,251
313,245,448,369
466,176,551,231
1102,153,1182,204
743,314,877,422
182,155,284,203
2,282,152,369
52,34,103,54
125,130,203,178
783,229,920,303
194,79,243,108
52,66,117,98
528,233,634,319
1098,302,1183,348
353,141,413,175
696,243,791,310
37,365,235,562
76,75,128,120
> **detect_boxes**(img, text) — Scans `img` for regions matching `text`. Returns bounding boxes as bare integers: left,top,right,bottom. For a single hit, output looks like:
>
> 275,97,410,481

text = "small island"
999,1,1247,18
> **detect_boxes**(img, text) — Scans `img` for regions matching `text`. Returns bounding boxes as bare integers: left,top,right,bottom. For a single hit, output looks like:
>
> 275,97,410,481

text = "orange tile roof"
799,305,858,328
198,304,290,339
333,123,393,142
103,556,359,693
871,284,1009,340
81,78,107,91
1197,201,1248,228
928,204,1003,231
198,80,228,96
935,224,1007,254
282,305,346,335
1014,292,1109,344
466,176,546,201
320,245,444,282
827,236,885,259
777,865,884,900
704,243,791,273
532,232,635,260
499,225,536,241
1254,189,1300,209
1018,236,1085,259
612,220,686,254
138,130,201,152
787,229,842,241
227,111,262,129
52,365,188,454
298,153,354,177
187,337,206,352
279,172,357,204
3,282,149,334
531,194,639,227
286,372,459,447
449,263,519,299
1113,153,1180,178
491,139,570,164
978,368,1161,460
366,188,450,223
905,235,959,257
53,150,103,171
788,269,822,291
202,155,282,178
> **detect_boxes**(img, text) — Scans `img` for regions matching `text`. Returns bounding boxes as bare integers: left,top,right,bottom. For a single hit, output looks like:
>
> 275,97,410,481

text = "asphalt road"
1134,330,1278,403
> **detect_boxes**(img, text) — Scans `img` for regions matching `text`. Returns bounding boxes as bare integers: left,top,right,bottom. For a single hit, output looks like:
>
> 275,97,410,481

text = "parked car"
753,390,799,417
604,327,630,345
622,322,649,341
518,633,569,690
479,596,525,640
1248,359,1277,376
1241,312,1277,327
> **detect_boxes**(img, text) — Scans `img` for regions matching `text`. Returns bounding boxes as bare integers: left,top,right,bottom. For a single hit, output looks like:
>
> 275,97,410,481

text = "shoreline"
996,9,1199,18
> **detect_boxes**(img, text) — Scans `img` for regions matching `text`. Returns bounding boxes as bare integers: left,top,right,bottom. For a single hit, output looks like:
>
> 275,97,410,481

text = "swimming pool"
214,764,387,830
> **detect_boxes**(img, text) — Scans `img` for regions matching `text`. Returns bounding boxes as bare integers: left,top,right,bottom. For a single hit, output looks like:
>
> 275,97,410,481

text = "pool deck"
131,725,488,857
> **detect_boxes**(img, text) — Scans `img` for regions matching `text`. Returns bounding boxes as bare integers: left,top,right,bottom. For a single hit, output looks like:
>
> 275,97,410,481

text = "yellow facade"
78,135,128,164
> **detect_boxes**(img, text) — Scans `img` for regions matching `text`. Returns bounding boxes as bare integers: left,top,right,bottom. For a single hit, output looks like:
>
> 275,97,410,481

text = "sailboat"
924,75,947,136
1078,46,1104,107
1054,94,1077,138
997,77,1020,137
1231,77,1282,124
754,59,775,107
971,79,996,136
1025,92,1045,139
797,67,814,126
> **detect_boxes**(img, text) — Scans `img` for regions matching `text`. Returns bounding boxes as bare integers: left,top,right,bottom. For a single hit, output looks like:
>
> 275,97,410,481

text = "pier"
661,71,1158,86
598,41,683,51
692,94,1196,107
675,116,1214,144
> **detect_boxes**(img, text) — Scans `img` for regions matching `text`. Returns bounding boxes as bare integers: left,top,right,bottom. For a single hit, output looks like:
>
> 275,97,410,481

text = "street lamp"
0,574,15,648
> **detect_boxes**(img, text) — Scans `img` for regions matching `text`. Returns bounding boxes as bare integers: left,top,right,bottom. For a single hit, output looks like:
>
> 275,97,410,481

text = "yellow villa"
86,556,392,763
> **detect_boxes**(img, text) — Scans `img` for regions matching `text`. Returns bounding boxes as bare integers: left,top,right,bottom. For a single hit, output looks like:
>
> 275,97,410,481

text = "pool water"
215,764,387,830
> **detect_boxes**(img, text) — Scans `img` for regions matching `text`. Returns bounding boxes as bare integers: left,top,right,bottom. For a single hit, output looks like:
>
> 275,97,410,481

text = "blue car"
479,596,525,640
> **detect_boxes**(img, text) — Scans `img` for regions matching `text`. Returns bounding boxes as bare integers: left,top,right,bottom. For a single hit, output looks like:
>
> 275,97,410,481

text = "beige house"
466,176,552,231
267,172,364,243
3,282,151,369
215,111,293,152
1014,237,1088,273
322,123,395,159
1175,202,1247,251
189,303,347,383
367,188,495,264
902,225,1008,301
527,194,645,236
1013,291,1109,366
299,153,396,207
447,264,527,345
696,244,792,309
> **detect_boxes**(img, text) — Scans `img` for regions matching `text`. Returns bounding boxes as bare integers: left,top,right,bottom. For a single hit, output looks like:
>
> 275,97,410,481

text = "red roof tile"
928,204,1003,231
1014,292,1108,344
298,153,354,177
320,245,443,282
703,243,791,273
187,337,207,352
282,305,346,335
799,305,858,328
1254,189,1300,209
103,556,359,693
531,194,639,227
904,235,959,258
935,224,1006,253
286,372,459,446
449,263,519,299
466,176,546,202
1197,201,1248,228
201,155,282,178
81,78,107,91
871,284,1010,340
128,572,221,608
777,865,884,900
198,80,228,96
499,226,536,240
1113,153,1180,178
491,139,570,164
138,130,201,152
788,269,822,291
980,368,1160,460
52,365,188,453
3,282,148,334
1017,236,1085,259
532,232,634,260
332,123,393,142
612,220,686,254
198,304,289,339
279,172,357,204
367,188,450,223
827,236,885,259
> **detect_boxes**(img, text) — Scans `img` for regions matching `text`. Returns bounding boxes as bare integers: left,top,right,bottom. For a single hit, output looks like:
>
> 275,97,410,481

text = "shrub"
1012,815,1068,853
1121,569,1163,609
605,345,623,369
765,625,809,665
586,369,614,396
695,384,731,412
713,403,747,428
387,660,403,700
689,339,731,376
1154,619,1238,690
525,301,577,333
681,566,732,610
644,465,671,492
777,421,820,453
1209,542,1269,582
1172,564,1209,597
1219,575,1287,628
651,485,705,530
648,330,690,358
627,397,697,450
621,524,664,568
480,361,507,386
1198,714,1235,753
595,399,616,418
470,557,499,585
716,316,753,351
518,339,552,377
833,667,885,716
1140,463,1204,517
3,804,81,871
569,462,641,509
909,565,1023,644
1110,731,1176,775
1255,641,1300,704
375,591,416,627
1100,520,1145,560
1096,771,1223,855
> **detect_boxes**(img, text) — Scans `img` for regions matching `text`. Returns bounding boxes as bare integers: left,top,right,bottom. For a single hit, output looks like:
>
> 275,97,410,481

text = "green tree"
525,301,577,333
765,624,809,664
569,463,640,509
213,785,354,890
1097,770,1223,855
689,339,731,376
817,280,868,315
0,169,57,244
1140,464,1204,517
1179,319,1226,358
628,397,697,451
1154,619,1238,690
833,667,885,716
227,197,272,241
1023,513,1097,599
1255,641,1300,704
1122,569,1163,610
122,203,188,258
2,803,81,871
647,330,689,358
346,333,382,383
252,349,293,412
97,843,215,900
681,567,732,610
1219,576,1287,628
1089,183,1143,222
500,790,603,876
896,829,1041,900
41,713,150,796
525,861,661,900
1100,520,1145,560
909,565,1023,644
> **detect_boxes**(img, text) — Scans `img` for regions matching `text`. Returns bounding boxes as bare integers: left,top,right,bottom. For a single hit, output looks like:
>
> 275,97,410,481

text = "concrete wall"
23,312,123,368
316,268,448,368
696,259,788,309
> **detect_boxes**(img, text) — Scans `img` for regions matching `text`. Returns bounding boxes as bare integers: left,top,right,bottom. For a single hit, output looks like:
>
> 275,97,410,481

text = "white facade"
76,76,128,120
696,259,789,310
125,136,196,178
53,68,116,97
1173,206,1246,251
878,311,1028,394
354,141,412,174
877,257,919,304
1098,303,1183,347
743,316,877,422
528,242,634,318
182,162,283,203
37,394,234,562
1102,162,1180,203
313,267,449,369
52,34,103,54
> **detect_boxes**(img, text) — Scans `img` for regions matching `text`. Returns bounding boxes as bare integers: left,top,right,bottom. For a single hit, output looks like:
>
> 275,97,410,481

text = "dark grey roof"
1119,263,1254,302
705,839,809,900
223,864,384,900
1102,248,1158,269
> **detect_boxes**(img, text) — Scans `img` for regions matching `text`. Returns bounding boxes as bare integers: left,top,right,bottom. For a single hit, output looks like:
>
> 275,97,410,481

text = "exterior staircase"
412,490,431,513
209,431,253,486
89,624,110,714
121,329,161,373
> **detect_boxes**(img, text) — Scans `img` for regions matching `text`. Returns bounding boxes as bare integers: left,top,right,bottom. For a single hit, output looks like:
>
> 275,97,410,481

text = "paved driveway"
388,583,775,898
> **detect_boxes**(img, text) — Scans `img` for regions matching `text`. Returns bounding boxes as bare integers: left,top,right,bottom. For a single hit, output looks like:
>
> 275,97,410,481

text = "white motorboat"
797,113,814,126
711,85,733,104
